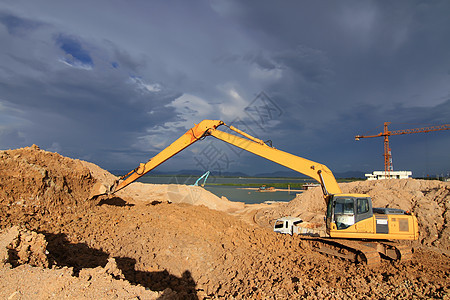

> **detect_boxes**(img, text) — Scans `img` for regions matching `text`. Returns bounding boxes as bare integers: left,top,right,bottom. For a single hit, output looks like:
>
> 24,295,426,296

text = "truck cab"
273,216,303,235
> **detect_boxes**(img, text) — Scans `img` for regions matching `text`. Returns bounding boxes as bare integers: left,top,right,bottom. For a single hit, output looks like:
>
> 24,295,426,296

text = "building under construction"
365,170,412,180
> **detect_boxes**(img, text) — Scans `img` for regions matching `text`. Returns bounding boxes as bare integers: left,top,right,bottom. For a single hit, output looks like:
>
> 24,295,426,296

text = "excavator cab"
326,194,373,231
326,193,418,240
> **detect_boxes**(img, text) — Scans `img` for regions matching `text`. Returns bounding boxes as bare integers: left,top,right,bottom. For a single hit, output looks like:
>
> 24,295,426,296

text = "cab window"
334,198,354,215
357,198,369,214
326,198,333,219
274,220,284,229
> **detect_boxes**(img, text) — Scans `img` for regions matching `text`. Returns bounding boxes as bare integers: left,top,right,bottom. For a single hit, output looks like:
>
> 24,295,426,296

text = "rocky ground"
0,145,449,299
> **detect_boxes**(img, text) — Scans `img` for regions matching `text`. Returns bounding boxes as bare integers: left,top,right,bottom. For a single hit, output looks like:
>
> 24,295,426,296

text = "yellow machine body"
325,194,419,240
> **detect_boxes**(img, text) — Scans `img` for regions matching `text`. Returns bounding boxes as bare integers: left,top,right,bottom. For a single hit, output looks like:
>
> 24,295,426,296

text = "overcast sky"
1,0,449,177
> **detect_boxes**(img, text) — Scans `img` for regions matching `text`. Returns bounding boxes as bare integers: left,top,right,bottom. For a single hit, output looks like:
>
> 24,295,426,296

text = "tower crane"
355,122,450,176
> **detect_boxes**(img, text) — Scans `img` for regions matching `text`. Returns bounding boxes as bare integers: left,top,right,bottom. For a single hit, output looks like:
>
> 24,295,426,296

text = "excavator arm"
107,120,224,193
101,120,341,201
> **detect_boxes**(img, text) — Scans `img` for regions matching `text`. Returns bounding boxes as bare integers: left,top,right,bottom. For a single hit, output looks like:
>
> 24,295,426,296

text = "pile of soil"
80,157,245,212
0,226,49,268
0,146,449,298
0,145,97,229
0,227,164,299
112,181,245,212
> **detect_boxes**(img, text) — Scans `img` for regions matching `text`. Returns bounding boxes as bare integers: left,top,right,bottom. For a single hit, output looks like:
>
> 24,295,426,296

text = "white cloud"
209,0,241,16
131,93,217,153
249,65,282,82
131,128,172,152
217,84,248,120
58,57,93,70
165,93,215,128
128,76,162,93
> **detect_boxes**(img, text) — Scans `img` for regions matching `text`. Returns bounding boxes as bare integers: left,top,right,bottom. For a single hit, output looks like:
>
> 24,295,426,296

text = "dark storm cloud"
0,9,180,168
219,0,450,105
209,0,450,175
0,58,179,164
0,1,449,175
273,46,333,85
0,10,44,35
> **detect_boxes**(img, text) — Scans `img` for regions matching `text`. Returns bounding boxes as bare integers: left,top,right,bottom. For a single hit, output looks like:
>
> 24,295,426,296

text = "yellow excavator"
93,120,419,265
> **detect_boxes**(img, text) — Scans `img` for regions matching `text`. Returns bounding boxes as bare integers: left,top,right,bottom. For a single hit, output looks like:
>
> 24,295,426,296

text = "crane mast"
355,122,450,176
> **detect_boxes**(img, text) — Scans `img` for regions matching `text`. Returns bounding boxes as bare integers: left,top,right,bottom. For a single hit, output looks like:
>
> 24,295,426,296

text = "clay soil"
0,145,449,299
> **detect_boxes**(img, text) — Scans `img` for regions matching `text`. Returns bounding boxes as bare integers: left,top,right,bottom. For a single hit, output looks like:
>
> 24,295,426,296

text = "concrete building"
365,171,412,180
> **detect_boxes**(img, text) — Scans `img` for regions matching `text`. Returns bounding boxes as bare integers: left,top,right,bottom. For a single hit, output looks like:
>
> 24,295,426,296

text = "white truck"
273,216,326,237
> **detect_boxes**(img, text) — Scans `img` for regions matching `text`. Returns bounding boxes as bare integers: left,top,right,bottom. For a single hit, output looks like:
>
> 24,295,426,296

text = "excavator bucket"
88,181,110,199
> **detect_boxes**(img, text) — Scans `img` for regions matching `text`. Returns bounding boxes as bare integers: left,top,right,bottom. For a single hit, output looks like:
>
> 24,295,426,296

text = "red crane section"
355,122,450,176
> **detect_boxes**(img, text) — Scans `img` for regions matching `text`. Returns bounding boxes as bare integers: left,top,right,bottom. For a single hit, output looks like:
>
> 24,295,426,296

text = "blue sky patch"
55,34,93,68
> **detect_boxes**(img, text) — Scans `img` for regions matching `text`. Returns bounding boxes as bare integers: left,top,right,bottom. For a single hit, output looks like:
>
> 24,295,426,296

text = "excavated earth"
0,145,449,299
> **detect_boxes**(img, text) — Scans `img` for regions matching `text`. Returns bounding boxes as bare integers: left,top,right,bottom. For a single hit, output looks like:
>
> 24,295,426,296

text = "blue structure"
191,171,210,187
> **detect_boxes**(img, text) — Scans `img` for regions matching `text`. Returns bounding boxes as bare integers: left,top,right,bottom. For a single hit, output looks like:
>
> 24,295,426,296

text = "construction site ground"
0,145,449,299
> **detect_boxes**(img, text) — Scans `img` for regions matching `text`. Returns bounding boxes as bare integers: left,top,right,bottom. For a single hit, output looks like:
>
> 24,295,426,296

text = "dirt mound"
0,145,242,229
80,154,245,212
0,226,48,268
0,145,97,229
26,201,450,299
257,179,450,253
112,182,245,212
0,227,165,299
0,264,166,300
1,146,449,298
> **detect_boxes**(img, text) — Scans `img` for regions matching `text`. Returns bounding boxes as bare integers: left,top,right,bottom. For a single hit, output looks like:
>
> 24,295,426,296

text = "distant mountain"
253,170,365,179
168,170,249,177
218,171,249,177
109,169,249,177
109,169,174,176
168,169,206,176
110,169,365,179
253,170,309,178
334,171,366,179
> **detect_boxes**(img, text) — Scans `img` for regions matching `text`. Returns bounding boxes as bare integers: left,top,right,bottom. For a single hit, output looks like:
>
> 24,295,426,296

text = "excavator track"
300,237,412,266
376,240,413,262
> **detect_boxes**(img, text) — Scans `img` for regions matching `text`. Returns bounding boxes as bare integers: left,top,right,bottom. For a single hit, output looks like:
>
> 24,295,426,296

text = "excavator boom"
98,120,341,199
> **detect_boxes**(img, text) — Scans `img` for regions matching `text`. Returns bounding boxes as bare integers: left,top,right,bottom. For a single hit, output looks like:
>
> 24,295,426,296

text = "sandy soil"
0,145,449,299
